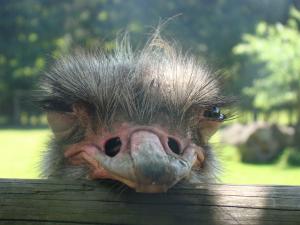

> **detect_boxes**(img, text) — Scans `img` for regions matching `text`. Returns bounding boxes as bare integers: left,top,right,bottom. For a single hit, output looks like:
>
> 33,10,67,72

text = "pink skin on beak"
64,123,205,193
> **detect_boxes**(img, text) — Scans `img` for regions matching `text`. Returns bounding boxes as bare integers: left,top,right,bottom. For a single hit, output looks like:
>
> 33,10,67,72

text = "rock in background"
221,122,295,163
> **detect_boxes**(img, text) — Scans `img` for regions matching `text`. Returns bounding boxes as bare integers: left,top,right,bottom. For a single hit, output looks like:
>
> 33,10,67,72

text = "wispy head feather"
37,33,232,129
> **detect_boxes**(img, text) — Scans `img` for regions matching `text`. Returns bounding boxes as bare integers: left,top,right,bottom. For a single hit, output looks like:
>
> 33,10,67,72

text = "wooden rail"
0,179,299,225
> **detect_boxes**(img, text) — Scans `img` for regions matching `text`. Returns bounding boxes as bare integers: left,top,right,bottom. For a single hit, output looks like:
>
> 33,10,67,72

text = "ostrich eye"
203,106,225,121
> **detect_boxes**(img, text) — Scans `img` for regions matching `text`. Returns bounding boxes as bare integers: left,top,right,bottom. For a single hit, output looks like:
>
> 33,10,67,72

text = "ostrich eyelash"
41,99,73,112
203,106,226,121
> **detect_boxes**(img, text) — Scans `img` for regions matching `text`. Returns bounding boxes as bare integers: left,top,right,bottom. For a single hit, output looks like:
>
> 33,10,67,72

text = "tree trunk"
294,92,300,150
288,108,293,126
13,91,21,126
253,108,258,121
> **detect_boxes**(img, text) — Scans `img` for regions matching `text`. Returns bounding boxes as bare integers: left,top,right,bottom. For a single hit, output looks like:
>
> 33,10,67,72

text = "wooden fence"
0,179,299,225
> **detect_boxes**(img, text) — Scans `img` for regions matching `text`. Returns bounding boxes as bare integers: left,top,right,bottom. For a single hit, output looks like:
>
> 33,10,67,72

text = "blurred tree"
233,7,300,147
0,0,294,125
0,0,141,125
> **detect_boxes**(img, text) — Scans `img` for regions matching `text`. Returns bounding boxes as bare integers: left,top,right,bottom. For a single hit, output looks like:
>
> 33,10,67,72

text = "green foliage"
0,0,294,125
233,7,300,113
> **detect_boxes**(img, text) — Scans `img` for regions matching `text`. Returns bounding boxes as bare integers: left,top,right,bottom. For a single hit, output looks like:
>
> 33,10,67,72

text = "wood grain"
0,179,299,225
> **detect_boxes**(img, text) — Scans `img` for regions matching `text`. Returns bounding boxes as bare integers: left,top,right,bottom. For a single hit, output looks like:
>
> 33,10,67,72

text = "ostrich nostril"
168,137,181,155
104,137,122,157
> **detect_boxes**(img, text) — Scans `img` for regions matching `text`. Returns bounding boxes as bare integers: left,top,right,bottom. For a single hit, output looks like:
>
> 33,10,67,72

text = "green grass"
0,129,50,178
218,145,300,185
0,129,299,185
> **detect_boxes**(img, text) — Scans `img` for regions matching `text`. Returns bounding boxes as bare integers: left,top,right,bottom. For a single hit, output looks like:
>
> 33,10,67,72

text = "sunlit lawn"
0,129,299,185
0,129,50,178
218,146,300,185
